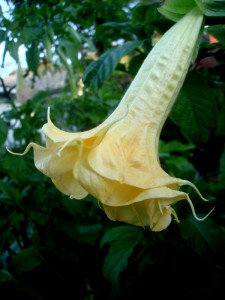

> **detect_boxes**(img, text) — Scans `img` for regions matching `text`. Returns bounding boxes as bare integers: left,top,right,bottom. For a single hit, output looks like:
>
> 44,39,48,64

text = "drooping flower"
10,7,212,231
16,62,36,103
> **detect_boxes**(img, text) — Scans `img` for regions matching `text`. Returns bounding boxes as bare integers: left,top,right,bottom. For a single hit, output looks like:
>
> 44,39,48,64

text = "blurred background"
0,0,225,299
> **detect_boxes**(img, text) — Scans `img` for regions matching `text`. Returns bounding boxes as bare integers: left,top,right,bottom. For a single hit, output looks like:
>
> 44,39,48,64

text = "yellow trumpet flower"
10,7,213,231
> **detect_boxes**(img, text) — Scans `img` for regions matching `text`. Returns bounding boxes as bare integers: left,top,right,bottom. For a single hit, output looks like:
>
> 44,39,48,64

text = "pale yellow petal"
52,171,88,199
101,187,189,230
29,142,88,199
103,202,150,227
88,116,175,189
148,202,173,232
77,150,189,207
43,107,127,147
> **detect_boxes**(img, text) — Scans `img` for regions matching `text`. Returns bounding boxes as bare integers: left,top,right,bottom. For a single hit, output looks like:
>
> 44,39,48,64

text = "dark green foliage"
0,118,8,146
170,73,219,144
195,0,225,17
219,148,225,189
179,215,224,255
83,41,142,89
0,0,225,299
26,43,40,76
100,225,144,291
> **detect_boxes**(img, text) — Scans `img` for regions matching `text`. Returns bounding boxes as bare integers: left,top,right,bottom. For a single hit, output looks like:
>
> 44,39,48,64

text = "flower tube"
10,7,212,231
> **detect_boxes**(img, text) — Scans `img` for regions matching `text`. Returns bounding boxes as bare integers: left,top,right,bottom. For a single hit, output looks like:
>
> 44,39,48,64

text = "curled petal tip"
6,146,27,156
6,147,15,155
47,106,51,121
186,195,214,221
180,180,209,202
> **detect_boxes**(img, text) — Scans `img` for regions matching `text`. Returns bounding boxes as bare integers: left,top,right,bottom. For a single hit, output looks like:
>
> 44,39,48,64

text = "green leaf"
76,224,103,245
132,3,159,37
1,39,8,67
158,9,183,23
26,42,40,75
58,38,79,65
206,25,225,46
0,30,6,43
163,155,196,179
11,247,42,274
218,146,225,189
0,117,8,146
0,270,17,283
158,0,225,20
67,26,82,45
160,0,196,14
0,215,8,229
128,52,146,76
56,221,80,240
83,40,142,89
6,40,19,62
95,22,132,39
158,0,196,22
20,27,37,45
159,140,196,179
195,0,225,17
100,225,143,289
0,180,20,204
159,140,195,153
216,97,225,136
180,215,223,255
170,73,218,144
3,154,27,184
